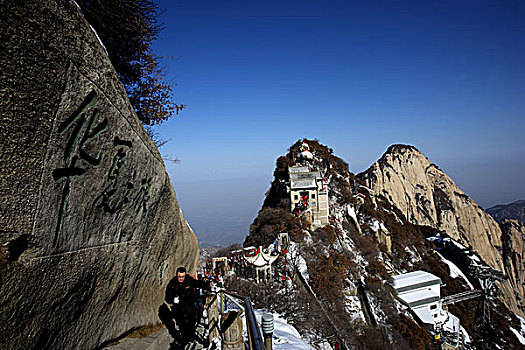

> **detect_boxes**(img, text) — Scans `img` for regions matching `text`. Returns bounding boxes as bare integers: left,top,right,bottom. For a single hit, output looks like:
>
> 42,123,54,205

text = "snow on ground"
301,150,314,159
289,242,309,281
442,237,467,250
345,295,366,322
367,293,387,325
510,327,525,345
317,341,334,349
469,254,480,263
461,325,471,344
370,219,380,232
403,245,421,265
346,205,358,226
240,309,314,350
303,231,314,245
436,252,474,290
511,316,525,345
342,235,367,270
382,257,396,274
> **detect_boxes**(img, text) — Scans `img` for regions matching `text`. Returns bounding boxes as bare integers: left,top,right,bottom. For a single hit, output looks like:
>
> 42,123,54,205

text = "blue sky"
152,0,525,246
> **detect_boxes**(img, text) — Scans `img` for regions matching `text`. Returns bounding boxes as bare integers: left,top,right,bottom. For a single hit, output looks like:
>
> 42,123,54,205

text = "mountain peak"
385,144,421,155
377,144,428,165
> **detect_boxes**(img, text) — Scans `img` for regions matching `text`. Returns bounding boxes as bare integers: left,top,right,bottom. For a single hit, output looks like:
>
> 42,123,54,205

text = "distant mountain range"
487,200,525,223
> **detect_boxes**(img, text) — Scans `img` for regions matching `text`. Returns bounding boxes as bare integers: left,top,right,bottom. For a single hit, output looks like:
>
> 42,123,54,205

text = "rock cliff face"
359,145,524,316
0,1,199,349
501,220,525,316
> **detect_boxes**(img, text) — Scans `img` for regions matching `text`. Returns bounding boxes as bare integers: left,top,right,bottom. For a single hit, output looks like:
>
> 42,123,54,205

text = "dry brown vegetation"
244,207,305,248
309,251,352,303
313,225,337,245
393,314,435,349
77,0,183,125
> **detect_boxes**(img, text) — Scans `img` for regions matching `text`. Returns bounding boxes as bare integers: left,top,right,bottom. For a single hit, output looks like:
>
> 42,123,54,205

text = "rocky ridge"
237,139,523,349
358,145,524,317
487,200,525,223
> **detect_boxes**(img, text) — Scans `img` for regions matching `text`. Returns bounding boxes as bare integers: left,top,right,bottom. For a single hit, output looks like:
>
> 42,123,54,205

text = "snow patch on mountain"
436,252,474,290
289,242,309,282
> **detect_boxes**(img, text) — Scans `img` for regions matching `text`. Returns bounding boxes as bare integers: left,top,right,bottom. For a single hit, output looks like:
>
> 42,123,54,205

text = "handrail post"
220,290,224,314
262,313,274,350
206,293,220,344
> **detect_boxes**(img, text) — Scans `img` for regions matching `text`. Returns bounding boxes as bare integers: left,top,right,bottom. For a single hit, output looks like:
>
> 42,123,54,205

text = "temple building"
243,246,279,283
288,165,329,228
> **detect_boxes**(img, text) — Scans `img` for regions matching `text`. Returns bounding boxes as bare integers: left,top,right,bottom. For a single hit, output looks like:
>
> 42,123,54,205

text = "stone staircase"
103,318,210,350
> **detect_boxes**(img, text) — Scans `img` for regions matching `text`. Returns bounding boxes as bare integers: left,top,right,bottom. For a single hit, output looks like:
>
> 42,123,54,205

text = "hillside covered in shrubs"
218,139,524,349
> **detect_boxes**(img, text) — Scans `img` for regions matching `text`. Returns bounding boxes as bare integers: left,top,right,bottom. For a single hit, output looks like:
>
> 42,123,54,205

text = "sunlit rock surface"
359,145,524,316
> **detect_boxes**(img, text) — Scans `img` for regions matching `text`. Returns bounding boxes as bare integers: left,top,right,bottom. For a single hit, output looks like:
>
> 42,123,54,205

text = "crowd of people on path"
293,193,311,216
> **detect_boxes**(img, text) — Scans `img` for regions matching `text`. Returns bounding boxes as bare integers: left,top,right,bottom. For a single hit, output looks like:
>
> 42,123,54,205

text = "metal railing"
205,290,268,350
245,296,266,350
441,289,482,306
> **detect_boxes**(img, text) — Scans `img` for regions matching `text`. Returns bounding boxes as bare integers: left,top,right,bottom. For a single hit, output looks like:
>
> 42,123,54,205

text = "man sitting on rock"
162,266,211,347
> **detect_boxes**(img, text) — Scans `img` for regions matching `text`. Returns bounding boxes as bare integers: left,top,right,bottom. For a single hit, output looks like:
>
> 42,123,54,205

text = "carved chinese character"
93,136,133,215
53,90,108,248
133,177,152,214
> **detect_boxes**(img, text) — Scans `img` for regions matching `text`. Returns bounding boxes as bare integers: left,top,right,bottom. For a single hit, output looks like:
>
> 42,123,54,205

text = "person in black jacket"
162,266,211,347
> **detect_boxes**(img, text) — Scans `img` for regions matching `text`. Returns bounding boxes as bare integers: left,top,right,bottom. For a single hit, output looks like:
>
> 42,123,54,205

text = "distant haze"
173,176,271,247
170,147,525,247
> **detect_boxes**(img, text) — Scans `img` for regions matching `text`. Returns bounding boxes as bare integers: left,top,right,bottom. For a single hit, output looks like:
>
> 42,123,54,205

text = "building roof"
289,166,323,190
292,173,321,182
290,171,321,180
393,270,442,294
397,289,440,308
289,166,310,173
244,249,278,267
291,179,317,190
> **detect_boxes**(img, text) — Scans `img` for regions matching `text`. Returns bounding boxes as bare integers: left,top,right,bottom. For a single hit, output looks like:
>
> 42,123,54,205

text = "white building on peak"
393,271,462,342
288,165,329,228
299,140,314,159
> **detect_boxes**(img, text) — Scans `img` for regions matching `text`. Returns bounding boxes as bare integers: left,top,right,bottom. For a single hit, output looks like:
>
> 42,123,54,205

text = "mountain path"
102,319,209,350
